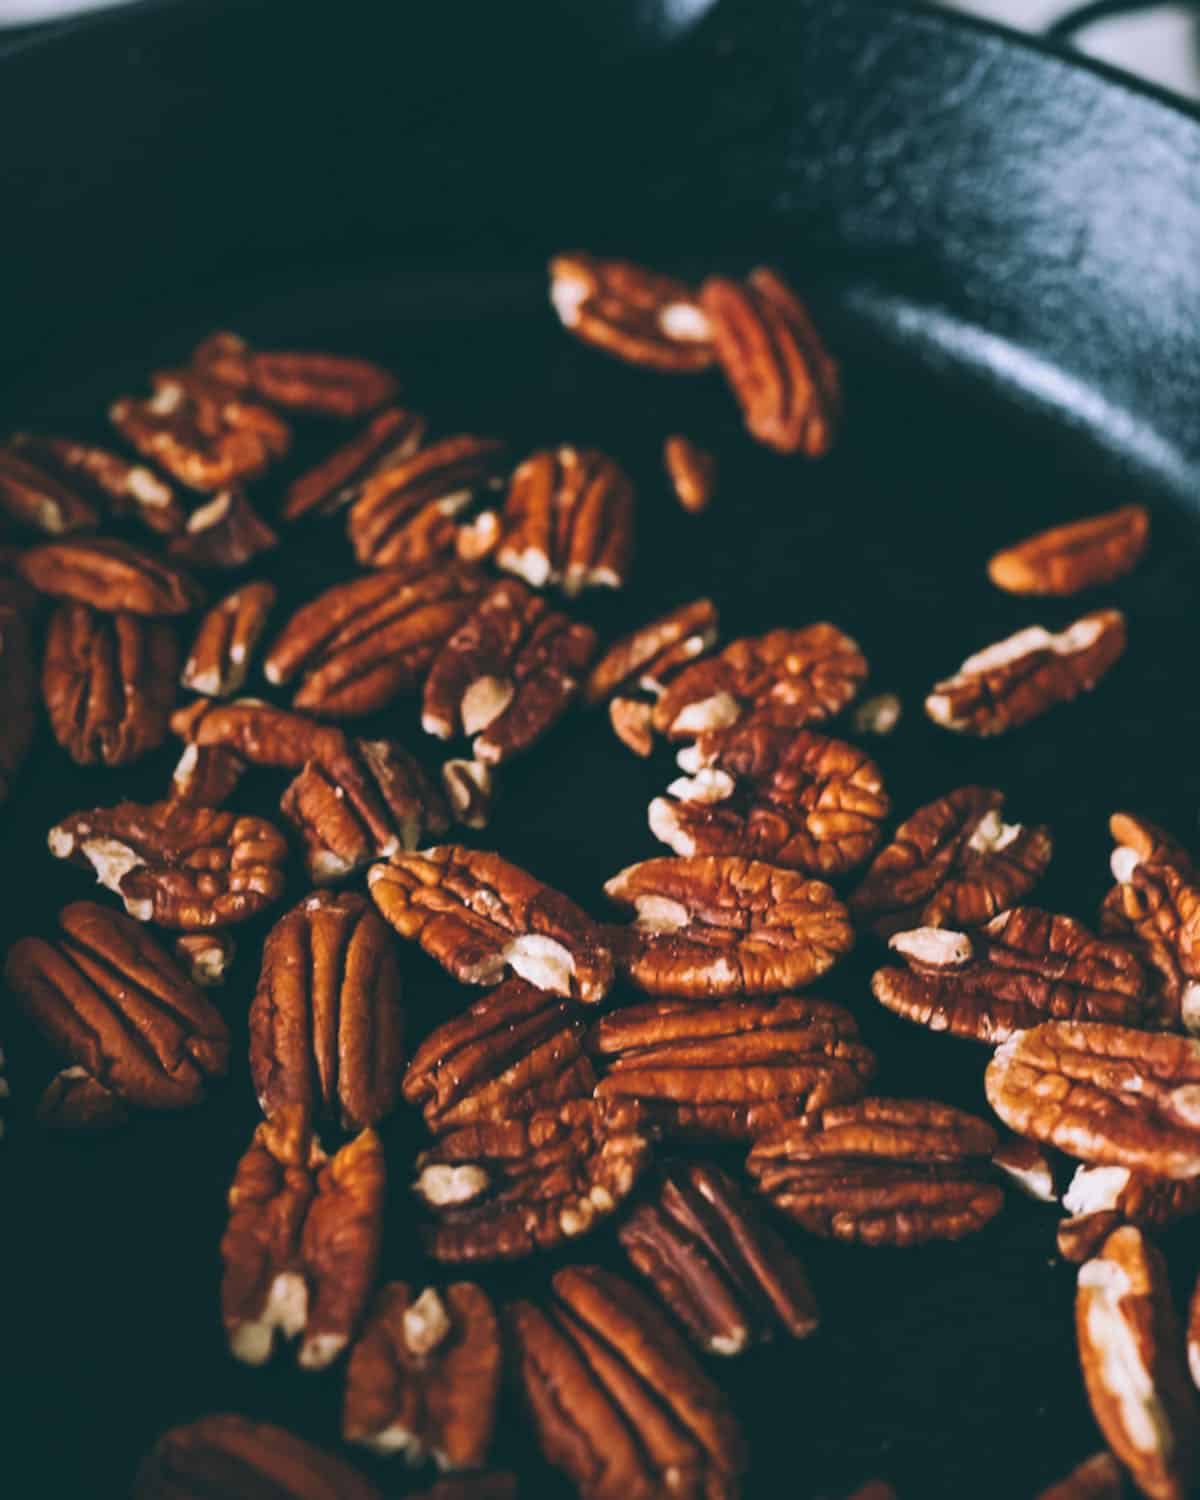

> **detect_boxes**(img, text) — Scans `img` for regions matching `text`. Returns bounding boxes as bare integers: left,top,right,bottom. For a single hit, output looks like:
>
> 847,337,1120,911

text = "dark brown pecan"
604,855,854,998
926,609,1126,735
1058,1211,1126,1266
36,1065,129,1130
850,786,1053,938
610,697,655,756
618,1161,818,1355
49,799,287,929
180,580,276,697
18,537,203,615
509,1264,745,1500
343,1282,501,1467
701,267,840,456
0,602,37,804
403,976,595,1133
170,694,354,776
441,757,494,829
173,930,235,986
369,845,614,1002
548,252,715,372
170,742,246,806
192,330,398,418
747,1097,1003,1246
0,445,98,533
283,407,428,521
592,996,873,1140
42,601,178,766
421,578,595,764
166,488,278,569
414,1099,651,1262
10,432,185,534
1035,1452,1126,1500
991,1136,1059,1202
4,900,228,1112
584,599,719,706
250,891,405,1131
989,504,1150,597
664,436,716,513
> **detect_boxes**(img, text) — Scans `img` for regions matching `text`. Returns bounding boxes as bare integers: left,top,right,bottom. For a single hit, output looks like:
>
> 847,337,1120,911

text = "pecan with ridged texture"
926,609,1126,735
42,601,178,766
173,931,235,986
0,444,98,533
509,1264,745,1500
49,799,287,928
167,488,277,569
36,1064,129,1130
604,854,854,998
414,1098,651,1262
171,695,352,777
585,599,719,706
10,432,185,534
170,743,246,806
250,892,404,1131
343,1282,500,1467
180,580,276,697
192,330,398,418
991,1136,1059,1202
0,601,37,804
592,996,874,1140
850,786,1053,938
1035,1452,1126,1500
369,845,613,1001
664,436,715,513
18,537,203,615
441,757,493,829
1056,1163,1200,1263
548,252,714,372
5,900,228,1113
283,407,428,521
989,504,1149,597
701,267,840,456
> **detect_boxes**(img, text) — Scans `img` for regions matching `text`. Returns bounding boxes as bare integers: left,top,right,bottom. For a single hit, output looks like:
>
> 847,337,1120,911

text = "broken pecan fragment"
173,930,235,987
1035,1452,1126,1500
10,432,185,534
283,407,428,520
0,601,35,804
925,609,1126,735
166,488,278,569
664,435,715,513
37,1065,129,1130
192,331,398,418
18,537,203,615
604,854,854,998
180,580,276,697
747,1097,1003,1246
610,697,655,756
992,1136,1059,1202
989,504,1149,596
441,758,493,830
368,846,613,1002
548,252,714,372
0,444,98,534
1057,1162,1200,1263
584,599,719,706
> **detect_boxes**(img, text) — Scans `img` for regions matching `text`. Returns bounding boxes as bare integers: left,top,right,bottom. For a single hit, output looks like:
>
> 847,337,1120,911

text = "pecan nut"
1035,1454,1126,1500
37,1065,129,1130
166,488,278,569
192,330,398,418
0,603,37,803
173,931,236,986
610,697,655,756
170,742,246,806
989,504,1149,596
0,444,98,533
18,537,203,615
170,696,350,779
584,598,719,706
282,406,427,521
180,580,276,697
991,1136,1059,1203
441,757,494,829
663,436,715,514
1057,1162,1200,1263
10,432,185,534
548,252,714,372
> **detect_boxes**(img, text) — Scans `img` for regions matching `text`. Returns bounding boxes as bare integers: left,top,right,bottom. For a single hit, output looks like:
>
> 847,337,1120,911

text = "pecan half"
0,601,35,804
441,758,494,829
37,1064,129,1130
10,432,185,534
283,407,428,521
4,900,228,1111
180,580,276,697
167,488,278,569
174,931,235,987
591,995,875,1140
18,537,203,615
925,609,1126,735
849,786,1053,938
1035,1453,1126,1500
584,599,719,706
1058,1163,1200,1262
0,444,98,534
701,267,840,456
343,1282,501,1467
989,504,1149,596
170,696,351,778
664,436,715,514
548,252,714,372
192,331,398,418
604,855,854,998
49,799,287,928
747,1097,1003,1246
368,846,614,1002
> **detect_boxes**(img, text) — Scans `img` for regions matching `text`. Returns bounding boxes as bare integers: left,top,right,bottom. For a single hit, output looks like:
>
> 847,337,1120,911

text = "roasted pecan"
4,900,228,1112
166,488,278,569
548,252,714,372
180,580,276,697
173,930,235,987
441,758,494,830
1035,1452,1126,1500
618,1161,818,1354
851,692,902,737
192,331,398,418
169,743,248,806
989,504,1149,596
343,1282,500,1467
849,786,1053,938
925,609,1126,735
584,599,719,706
986,1022,1200,1178
283,407,428,521
0,602,37,804
701,267,840,456
509,1264,745,1500
49,799,287,928
413,1099,651,1262
10,432,185,534
0,444,98,534
664,436,715,514
368,846,614,1002
610,697,655,756
591,995,874,1140
991,1136,1059,1202
747,1097,1003,1246
604,854,854,998
1058,1163,1200,1263
42,601,178,766
1076,1226,1198,1500
18,537,203,615
250,892,404,1131
36,1064,129,1130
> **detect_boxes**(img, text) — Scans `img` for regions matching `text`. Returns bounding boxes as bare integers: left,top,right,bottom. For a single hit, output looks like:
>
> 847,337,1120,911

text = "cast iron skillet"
2,3,1200,1496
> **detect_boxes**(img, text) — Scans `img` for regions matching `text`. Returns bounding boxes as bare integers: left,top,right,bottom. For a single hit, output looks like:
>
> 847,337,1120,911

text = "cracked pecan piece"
849,786,1053,938
925,609,1126,735
369,846,613,1001
989,504,1149,597
18,537,203,615
991,1136,1059,1202
173,930,235,987
664,436,716,514
747,1097,1003,1246
10,432,184,535
49,799,287,929
610,697,655,756
441,757,494,829
1036,1453,1126,1500
283,407,428,521
650,725,888,876
42,601,178,766
548,252,714,373
343,1282,500,1467
604,855,854,998
192,331,398,418
1057,1163,1200,1263
509,1264,745,1500
0,444,98,534
618,1161,819,1355
0,602,37,804
4,900,228,1113
181,580,276,697
591,995,875,1140
413,1099,651,1262
166,488,278,569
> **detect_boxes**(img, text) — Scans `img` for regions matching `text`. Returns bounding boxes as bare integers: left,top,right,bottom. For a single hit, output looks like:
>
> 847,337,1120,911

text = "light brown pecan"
173,930,235,986
368,845,614,1002
343,1282,501,1466
283,407,428,521
49,799,287,928
1058,1163,1200,1263
618,1161,819,1355
989,504,1149,596
1035,1452,1126,1500
170,696,351,780
584,599,719,706
36,1064,129,1130
18,537,203,615
610,697,655,756
166,488,278,569
509,1264,745,1500
664,436,715,514
441,758,494,830
0,444,98,533
548,252,714,373
180,580,276,697
192,331,398,418
985,1022,1200,1178
604,855,854,998
850,786,1053,938
701,267,840,456
591,995,875,1140
925,609,1126,735
1076,1225,1198,1500
42,601,178,766
10,432,185,534
4,900,229,1112
652,624,866,741
747,1097,1003,1246
250,891,405,1131
991,1136,1059,1202
0,602,37,804
403,976,596,1134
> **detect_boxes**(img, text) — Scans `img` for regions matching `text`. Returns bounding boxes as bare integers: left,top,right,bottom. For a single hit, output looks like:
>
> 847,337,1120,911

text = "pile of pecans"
0,252,1191,1500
